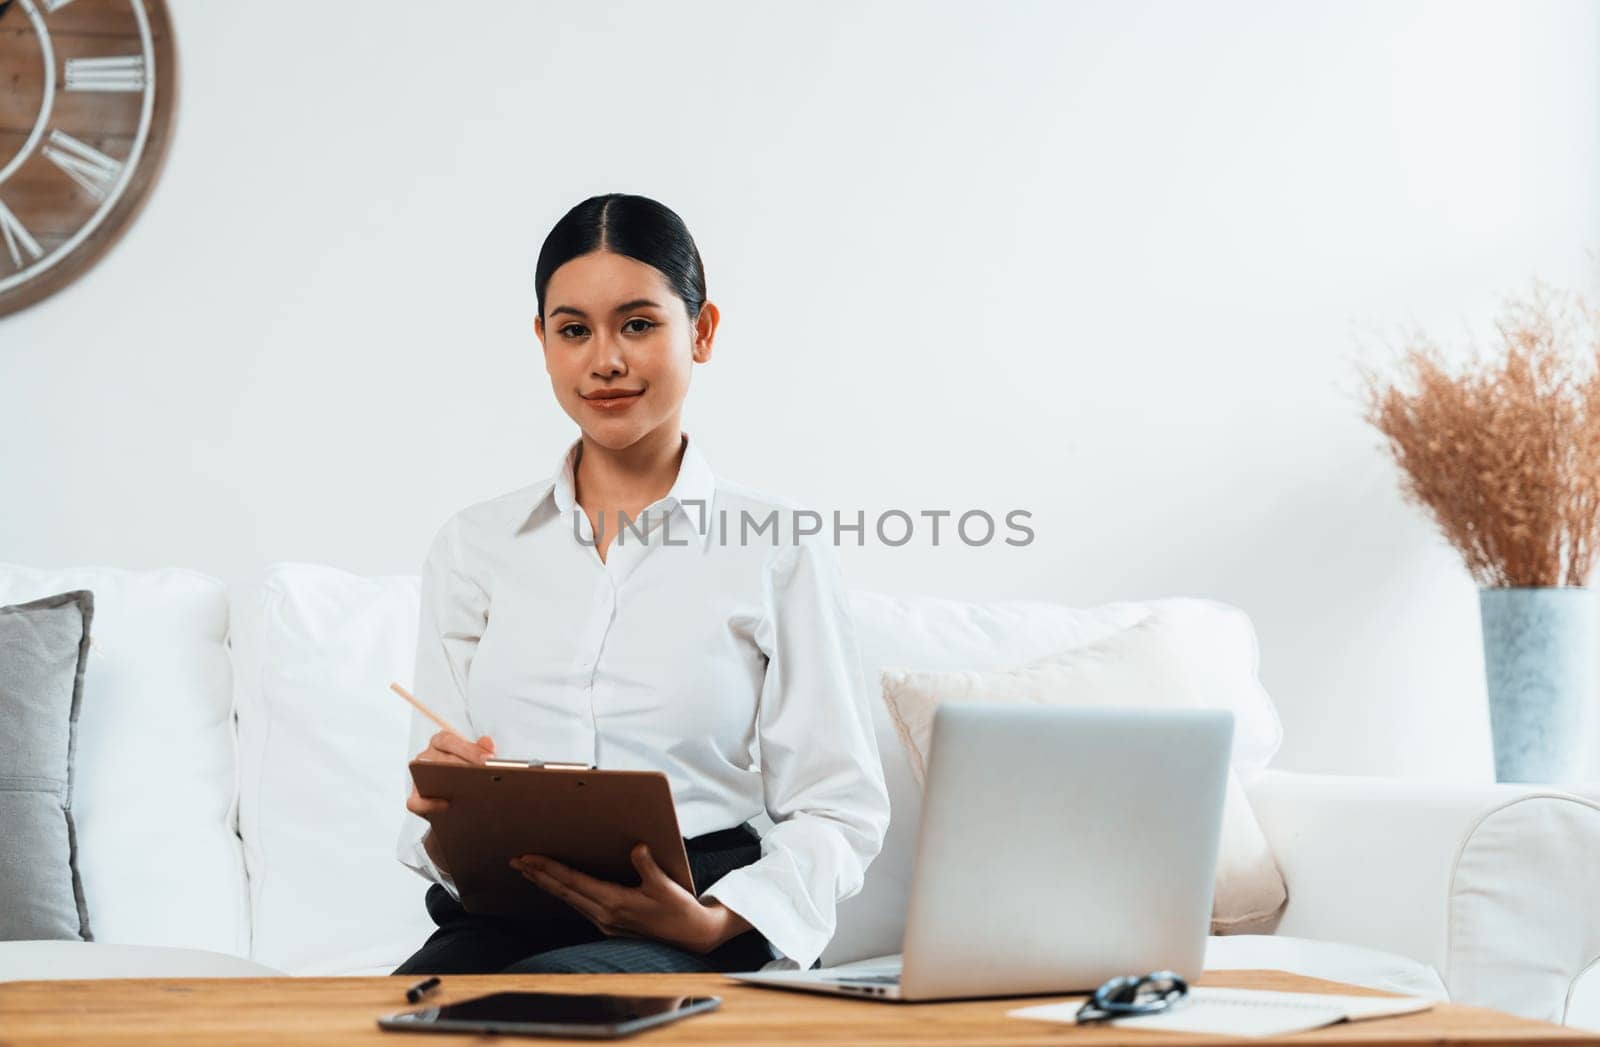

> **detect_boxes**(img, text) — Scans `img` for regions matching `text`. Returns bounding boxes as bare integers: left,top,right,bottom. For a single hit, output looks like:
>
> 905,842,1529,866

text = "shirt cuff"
700,863,830,971
431,856,462,903
398,821,462,903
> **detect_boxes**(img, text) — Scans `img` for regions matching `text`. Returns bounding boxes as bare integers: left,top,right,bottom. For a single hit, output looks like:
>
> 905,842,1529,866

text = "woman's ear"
692,302,719,363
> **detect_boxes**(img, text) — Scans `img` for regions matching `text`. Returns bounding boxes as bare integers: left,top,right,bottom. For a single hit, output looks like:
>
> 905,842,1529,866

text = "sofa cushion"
0,566,248,958
878,605,1288,934
823,592,1282,965
235,563,436,975
0,590,94,942
0,941,284,981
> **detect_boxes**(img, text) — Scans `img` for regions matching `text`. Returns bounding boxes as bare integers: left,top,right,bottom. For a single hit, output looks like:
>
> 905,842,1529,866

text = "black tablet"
377,990,720,1038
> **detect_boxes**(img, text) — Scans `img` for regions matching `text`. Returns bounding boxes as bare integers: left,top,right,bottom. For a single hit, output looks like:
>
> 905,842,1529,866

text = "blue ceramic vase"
1478,586,1598,783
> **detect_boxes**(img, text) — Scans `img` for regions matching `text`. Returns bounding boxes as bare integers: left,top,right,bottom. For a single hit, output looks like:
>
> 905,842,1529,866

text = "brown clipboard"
409,760,696,918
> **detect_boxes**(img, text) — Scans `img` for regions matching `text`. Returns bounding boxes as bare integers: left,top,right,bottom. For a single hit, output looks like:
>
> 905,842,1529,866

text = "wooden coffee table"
1,969,1595,1045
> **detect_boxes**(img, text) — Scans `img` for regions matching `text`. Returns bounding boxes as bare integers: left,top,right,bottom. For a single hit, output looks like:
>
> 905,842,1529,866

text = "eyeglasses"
1075,970,1189,1024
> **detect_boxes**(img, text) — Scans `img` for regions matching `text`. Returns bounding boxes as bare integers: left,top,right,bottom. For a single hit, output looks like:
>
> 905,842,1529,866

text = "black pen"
405,976,441,1003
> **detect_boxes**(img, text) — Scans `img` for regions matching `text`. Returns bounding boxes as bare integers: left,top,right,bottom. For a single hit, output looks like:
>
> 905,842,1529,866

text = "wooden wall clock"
0,0,176,318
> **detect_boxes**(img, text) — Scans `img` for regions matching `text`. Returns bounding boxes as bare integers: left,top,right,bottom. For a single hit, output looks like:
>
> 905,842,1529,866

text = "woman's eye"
558,320,653,338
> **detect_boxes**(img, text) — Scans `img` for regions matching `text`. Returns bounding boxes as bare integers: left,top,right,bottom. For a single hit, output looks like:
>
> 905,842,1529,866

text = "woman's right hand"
408,731,496,870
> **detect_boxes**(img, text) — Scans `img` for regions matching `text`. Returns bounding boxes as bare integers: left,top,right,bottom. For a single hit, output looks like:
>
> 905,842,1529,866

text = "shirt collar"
525,432,717,549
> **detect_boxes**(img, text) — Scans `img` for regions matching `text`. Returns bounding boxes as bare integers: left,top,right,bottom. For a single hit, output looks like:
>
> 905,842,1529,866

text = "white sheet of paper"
1008,987,1435,1038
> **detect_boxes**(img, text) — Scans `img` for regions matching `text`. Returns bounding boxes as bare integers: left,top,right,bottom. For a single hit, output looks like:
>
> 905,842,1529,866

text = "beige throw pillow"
879,607,1288,934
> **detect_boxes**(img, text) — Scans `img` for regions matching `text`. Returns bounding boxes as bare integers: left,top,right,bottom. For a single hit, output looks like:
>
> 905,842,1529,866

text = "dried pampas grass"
1361,281,1600,588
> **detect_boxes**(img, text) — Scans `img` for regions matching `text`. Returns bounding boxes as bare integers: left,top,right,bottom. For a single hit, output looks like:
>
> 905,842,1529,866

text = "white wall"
3,0,1597,781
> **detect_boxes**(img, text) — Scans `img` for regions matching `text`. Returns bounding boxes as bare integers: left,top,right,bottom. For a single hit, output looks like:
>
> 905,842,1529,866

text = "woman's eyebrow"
548,298,663,319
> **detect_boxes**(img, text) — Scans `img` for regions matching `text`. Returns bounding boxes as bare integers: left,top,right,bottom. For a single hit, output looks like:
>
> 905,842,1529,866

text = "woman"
392,193,891,976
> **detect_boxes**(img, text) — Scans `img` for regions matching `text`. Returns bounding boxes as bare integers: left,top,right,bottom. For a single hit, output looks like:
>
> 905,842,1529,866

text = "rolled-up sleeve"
395,513,489,901
699,533,891,970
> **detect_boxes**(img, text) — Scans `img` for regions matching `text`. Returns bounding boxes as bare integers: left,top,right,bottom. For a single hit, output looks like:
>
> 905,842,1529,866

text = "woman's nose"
589,334,626,377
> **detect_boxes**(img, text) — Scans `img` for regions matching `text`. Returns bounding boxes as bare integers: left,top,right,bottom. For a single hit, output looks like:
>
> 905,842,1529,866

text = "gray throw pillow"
0,590,94,941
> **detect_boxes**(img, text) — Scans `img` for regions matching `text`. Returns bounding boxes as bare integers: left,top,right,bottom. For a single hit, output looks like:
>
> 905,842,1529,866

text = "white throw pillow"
234,563,435,975
879,605,1288,934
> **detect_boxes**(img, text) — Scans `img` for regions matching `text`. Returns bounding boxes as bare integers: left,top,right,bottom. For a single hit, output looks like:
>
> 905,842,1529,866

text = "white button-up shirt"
395,432,891,971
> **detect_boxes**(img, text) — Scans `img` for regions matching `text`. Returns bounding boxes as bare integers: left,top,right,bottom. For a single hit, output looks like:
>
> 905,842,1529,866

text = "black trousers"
393,823,776,975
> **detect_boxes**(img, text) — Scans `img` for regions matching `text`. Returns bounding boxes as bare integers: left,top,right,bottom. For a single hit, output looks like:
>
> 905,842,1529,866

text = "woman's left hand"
511,844,752,955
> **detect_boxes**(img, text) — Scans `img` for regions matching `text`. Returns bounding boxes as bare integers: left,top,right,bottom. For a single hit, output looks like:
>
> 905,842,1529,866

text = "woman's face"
535,250,716,452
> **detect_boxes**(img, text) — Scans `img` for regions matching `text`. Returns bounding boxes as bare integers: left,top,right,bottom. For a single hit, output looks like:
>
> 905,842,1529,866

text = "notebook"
1009,987,1437,1038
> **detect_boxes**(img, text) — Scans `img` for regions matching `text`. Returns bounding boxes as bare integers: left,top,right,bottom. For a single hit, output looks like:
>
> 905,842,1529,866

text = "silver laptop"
728,703,1232,1002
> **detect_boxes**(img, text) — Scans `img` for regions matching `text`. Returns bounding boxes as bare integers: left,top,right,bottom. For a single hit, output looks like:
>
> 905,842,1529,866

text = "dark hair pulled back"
535,194,707,325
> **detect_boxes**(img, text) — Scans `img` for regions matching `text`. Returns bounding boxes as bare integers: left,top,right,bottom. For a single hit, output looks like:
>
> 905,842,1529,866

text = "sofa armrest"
1246,769,1600,1025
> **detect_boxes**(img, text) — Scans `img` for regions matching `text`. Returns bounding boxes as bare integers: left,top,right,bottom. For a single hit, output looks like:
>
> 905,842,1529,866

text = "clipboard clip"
483,758,596,770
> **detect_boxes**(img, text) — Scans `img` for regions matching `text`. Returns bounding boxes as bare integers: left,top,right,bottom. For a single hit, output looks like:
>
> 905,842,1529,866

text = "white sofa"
2,562,1598,1031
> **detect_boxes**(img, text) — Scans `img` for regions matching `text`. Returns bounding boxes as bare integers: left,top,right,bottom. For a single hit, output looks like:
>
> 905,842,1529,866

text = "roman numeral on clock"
65,55,146,92
42,130,124,202
0,199,43,271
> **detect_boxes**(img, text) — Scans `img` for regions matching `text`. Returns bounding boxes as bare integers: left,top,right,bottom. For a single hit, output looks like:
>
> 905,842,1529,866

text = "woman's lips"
583,390,643,412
